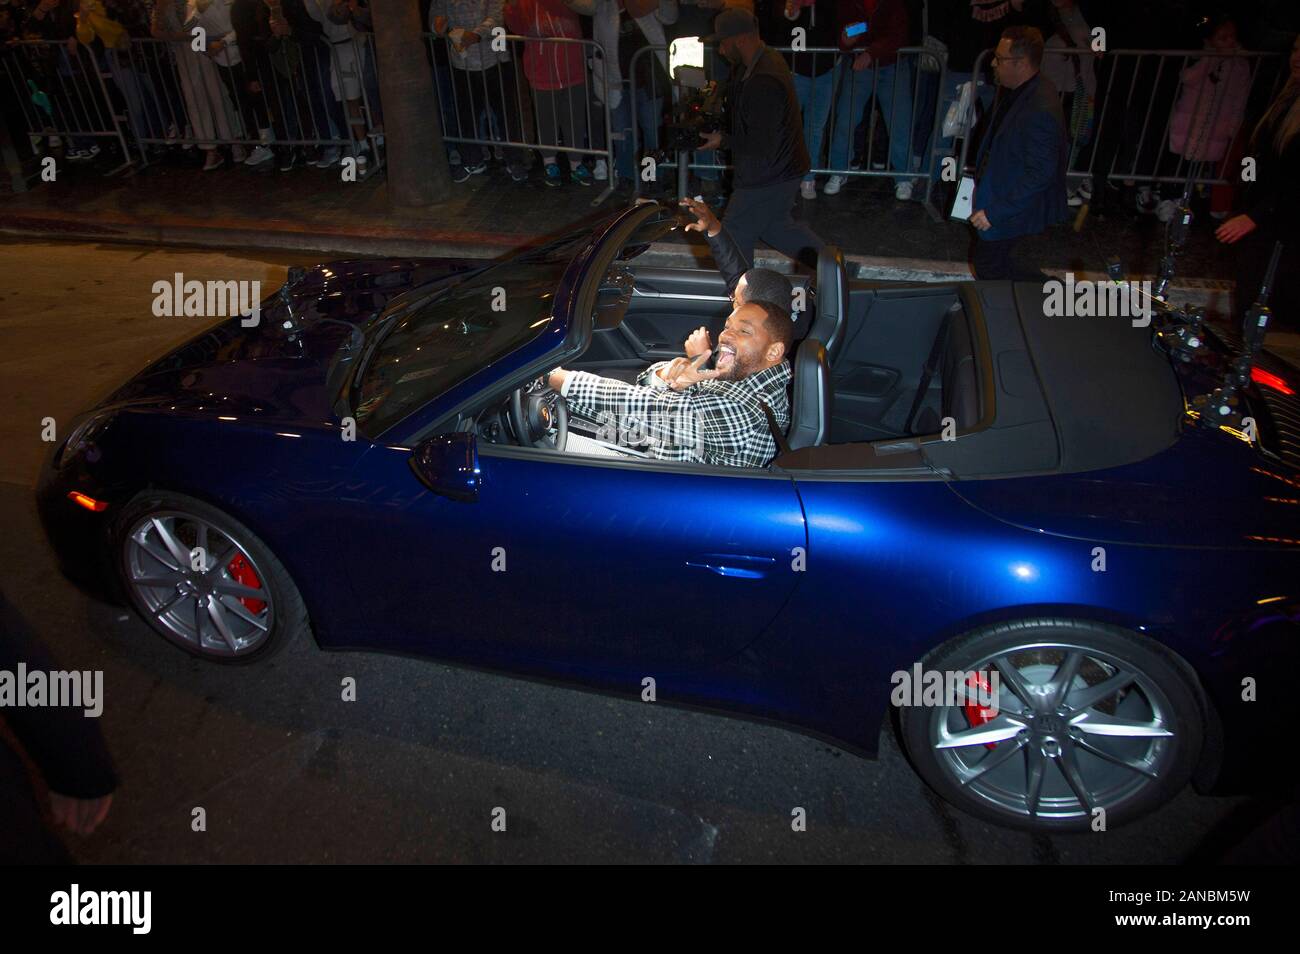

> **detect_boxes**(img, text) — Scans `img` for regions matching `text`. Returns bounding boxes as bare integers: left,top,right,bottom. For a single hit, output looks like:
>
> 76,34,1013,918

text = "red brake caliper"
963,671,999,750
226,553,266,614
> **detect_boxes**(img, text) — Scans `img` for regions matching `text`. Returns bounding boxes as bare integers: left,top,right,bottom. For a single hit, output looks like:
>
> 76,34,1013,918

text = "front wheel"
115,491,310,664
899,619,1205,832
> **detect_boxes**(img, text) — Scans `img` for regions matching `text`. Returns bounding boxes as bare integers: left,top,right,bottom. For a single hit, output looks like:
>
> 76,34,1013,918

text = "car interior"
563,247,983,452
463,237,987,472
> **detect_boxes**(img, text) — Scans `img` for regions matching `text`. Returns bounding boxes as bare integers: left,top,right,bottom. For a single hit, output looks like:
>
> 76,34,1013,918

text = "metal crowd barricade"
423,31,615,205
1,40,134,175
954,47,1286,197
0,33,384,176
628,44,949,221
121,33,384,172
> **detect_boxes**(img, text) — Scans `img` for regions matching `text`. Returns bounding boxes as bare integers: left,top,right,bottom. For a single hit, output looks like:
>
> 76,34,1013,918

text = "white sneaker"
894,180,914,201
800,179,816,200
593,158,608,181
824,174,847,195
244,144,274,166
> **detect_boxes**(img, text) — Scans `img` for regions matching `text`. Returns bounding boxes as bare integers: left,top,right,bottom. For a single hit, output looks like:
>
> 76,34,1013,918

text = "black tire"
898,618,1205,832
114,490,310,664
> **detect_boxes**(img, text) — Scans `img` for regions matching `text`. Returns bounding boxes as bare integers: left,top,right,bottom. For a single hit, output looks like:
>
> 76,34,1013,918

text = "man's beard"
718,349,757,381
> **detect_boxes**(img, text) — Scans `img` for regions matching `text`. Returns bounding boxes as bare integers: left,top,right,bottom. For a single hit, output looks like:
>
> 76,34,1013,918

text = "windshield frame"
365,204,671,448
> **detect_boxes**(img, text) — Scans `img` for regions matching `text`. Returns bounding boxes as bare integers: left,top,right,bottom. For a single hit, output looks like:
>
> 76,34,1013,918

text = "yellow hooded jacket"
75,1,129,50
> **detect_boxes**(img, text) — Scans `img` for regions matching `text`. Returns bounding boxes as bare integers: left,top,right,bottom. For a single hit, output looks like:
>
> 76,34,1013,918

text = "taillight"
1252,367,1295,396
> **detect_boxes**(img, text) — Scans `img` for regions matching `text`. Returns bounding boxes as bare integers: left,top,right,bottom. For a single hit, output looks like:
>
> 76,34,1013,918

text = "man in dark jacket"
1,589,117,862
699,7,825,271
969,25,1067,279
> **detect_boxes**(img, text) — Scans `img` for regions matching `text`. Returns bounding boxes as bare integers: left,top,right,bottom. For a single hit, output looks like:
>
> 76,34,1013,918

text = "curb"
0,207,1252,319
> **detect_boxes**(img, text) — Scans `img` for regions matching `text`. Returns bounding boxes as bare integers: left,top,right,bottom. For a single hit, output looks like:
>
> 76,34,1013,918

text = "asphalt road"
0,239,1282,863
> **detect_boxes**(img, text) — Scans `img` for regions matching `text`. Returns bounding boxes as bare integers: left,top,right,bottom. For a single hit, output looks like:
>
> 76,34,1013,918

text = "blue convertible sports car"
37,203,1300,832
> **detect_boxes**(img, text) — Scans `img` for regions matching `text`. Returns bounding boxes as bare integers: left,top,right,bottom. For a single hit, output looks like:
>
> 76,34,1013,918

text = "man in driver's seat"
548,300,794,468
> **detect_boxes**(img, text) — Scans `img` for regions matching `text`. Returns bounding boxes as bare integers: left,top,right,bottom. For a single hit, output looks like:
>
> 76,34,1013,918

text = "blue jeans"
105,49,166,142
617,81,661,181
793,68,835,180
828,58,915,185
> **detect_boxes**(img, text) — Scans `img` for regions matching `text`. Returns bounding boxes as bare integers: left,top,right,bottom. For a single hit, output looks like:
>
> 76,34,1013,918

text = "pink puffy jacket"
1170,55,1251,162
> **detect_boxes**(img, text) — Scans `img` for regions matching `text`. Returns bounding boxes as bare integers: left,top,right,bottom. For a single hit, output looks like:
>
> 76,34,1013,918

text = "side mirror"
409,432,480,502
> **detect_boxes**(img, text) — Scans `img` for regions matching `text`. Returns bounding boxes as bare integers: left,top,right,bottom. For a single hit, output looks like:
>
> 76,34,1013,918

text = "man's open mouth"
717,346,736,370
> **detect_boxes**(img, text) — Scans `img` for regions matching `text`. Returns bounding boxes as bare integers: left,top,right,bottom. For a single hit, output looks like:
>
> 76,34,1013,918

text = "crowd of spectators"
0,0,1296,211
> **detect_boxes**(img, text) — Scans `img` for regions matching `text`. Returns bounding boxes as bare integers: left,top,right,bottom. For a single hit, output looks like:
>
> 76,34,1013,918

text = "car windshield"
354,235,586,436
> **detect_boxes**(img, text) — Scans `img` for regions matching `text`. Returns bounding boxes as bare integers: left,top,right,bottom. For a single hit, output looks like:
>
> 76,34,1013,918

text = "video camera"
663,80,724,152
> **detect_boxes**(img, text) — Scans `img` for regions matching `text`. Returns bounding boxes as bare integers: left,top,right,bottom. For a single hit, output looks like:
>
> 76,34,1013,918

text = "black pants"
723,177,826,272
450,62,527,167
971,233,1045,281
216,60,269,138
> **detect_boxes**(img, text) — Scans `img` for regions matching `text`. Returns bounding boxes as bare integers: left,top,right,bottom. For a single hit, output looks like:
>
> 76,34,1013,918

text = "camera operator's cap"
704,7,760,42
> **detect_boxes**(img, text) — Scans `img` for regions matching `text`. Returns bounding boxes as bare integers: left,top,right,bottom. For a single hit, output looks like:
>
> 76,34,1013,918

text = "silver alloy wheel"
929,642,1178,821
123,510,274,657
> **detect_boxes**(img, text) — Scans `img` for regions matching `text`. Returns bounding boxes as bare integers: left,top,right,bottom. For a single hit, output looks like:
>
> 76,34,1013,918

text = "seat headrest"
810,246,848,361
787,337,831,451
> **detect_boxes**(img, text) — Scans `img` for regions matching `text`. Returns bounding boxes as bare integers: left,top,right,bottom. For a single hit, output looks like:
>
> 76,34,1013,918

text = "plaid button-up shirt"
561,361,792,468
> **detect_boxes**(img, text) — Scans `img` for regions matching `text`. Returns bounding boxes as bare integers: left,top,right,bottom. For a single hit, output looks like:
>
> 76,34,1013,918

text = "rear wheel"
899,619,1204,831
115,491,309,663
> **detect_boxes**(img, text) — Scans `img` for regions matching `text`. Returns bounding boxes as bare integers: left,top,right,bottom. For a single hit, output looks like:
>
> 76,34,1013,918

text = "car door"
338,442,807,671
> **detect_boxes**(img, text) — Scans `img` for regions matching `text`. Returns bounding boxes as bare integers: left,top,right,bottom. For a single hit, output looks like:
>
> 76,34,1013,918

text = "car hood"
97,257,475,426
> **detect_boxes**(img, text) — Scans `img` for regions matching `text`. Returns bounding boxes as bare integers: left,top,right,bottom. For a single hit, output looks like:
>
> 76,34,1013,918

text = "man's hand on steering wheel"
510,374,568,451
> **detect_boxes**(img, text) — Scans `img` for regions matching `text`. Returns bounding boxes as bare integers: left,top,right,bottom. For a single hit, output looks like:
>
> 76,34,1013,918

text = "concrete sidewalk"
0,147,1238,270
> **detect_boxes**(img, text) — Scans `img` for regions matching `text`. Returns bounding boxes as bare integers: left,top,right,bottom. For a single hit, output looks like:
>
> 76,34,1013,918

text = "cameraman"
698,8,824,271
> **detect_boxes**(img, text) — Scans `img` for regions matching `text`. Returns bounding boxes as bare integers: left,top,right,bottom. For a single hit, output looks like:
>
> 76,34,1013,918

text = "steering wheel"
510,378,568,452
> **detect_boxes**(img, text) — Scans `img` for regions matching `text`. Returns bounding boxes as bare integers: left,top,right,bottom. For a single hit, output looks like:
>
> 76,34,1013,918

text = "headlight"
56,411,112,467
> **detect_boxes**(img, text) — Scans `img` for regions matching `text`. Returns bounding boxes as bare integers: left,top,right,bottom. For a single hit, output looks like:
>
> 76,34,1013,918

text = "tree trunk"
371,0,449,206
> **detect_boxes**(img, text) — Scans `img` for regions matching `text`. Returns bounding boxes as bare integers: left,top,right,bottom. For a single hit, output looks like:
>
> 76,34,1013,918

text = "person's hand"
678,197,722,237
433,15,448,35
461,30,481,46
852,50,872,71
698,130,722,151
661,352,721,390
49,792,113,836
971,209,992,231
208,38,224,54
1215,214,1256,244
684,326,711,358
547,368,569,392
